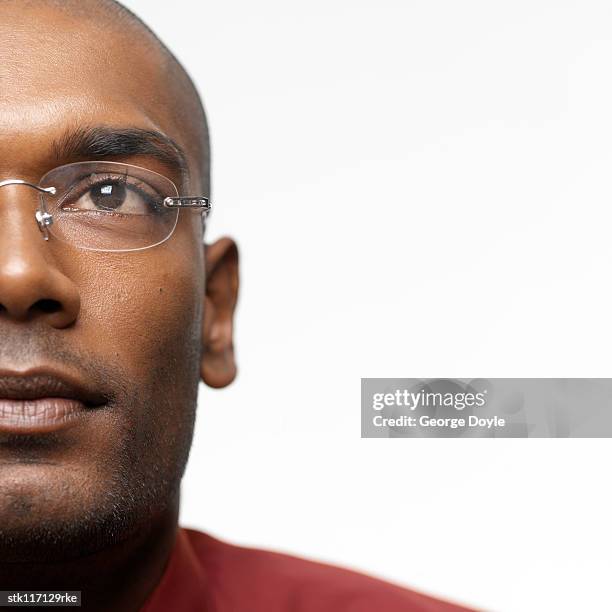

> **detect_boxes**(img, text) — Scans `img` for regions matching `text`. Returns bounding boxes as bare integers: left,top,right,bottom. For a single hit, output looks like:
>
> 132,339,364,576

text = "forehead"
0,4,190,173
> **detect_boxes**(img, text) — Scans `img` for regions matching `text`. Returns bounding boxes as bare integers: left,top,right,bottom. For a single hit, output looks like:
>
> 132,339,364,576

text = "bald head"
0,0,210,192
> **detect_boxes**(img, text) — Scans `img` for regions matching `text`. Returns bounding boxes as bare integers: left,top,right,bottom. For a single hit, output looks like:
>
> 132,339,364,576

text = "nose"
0,186,80,328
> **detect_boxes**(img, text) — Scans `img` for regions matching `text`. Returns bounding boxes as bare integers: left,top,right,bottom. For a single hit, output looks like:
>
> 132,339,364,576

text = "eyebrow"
51,126,189,182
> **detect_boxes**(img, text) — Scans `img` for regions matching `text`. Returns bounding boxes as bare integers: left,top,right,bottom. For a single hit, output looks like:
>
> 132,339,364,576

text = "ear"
201,237,239,388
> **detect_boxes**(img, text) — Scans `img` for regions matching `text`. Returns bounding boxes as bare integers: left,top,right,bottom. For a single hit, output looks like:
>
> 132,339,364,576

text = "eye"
61,176,160,215
89,182,128,211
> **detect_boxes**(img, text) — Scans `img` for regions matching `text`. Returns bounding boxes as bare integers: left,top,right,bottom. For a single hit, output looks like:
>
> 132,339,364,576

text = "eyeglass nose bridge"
0,179,57,240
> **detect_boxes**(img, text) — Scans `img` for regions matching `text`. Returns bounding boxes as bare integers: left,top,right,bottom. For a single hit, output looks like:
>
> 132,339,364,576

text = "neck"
0,500,179,612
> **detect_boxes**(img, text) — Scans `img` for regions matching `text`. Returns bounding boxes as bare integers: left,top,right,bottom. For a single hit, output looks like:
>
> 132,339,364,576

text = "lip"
0,369,106,434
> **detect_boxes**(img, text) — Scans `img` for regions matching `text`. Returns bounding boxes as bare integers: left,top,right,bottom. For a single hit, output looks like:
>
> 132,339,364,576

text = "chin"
0,469,131,562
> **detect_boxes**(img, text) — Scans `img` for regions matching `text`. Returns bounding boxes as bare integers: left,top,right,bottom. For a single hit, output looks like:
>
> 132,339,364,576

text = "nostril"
34,298,62,314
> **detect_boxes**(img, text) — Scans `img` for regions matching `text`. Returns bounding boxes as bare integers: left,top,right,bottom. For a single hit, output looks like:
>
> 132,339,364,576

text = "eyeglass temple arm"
163,197,211,214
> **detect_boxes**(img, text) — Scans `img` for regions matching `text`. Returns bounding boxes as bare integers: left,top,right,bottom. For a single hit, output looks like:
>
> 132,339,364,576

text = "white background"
122,2,612,610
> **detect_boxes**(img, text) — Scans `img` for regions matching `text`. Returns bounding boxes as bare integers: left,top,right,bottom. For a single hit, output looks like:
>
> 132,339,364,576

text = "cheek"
67,243,204,384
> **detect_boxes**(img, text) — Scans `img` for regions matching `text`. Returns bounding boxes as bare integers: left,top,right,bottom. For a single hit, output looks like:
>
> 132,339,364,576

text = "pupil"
91,182,126,210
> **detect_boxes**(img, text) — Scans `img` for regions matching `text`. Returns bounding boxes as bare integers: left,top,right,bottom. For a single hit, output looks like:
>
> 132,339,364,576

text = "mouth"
0,369,107,435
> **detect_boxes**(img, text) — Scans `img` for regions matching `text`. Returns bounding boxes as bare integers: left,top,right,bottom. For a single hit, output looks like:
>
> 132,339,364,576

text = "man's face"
0,3,236,560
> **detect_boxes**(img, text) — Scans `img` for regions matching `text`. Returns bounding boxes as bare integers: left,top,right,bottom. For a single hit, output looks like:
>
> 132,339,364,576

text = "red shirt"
141,528,474,611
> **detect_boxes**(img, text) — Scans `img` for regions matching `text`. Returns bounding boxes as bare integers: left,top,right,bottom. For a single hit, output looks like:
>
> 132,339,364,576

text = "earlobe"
201,237,239,388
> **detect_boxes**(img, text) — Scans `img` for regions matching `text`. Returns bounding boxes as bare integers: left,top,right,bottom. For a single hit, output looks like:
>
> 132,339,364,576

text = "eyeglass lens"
38,161,180,252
